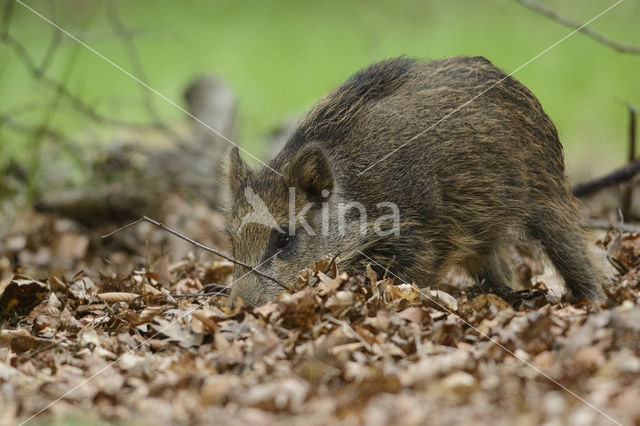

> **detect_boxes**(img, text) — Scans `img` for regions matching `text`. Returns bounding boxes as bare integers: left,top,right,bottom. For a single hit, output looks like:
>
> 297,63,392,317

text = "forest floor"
0,196,639,426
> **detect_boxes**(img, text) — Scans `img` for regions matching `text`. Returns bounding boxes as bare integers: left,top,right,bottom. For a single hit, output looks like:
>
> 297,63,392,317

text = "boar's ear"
287,145,334,201
227,147,253,196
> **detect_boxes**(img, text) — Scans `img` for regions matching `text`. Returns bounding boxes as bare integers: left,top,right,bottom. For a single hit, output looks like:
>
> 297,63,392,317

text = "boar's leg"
527,200,604,301
466,248,515,300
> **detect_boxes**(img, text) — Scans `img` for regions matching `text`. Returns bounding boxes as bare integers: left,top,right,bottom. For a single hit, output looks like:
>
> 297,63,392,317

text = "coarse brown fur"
227,56,604,307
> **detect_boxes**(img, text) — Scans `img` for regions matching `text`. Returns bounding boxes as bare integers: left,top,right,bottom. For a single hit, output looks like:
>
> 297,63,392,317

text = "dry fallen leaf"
1,201,639,425
97,292,139,303
0,276,50,320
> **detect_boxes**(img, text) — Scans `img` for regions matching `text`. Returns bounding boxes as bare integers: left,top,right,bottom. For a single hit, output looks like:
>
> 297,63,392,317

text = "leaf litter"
0,204,639,425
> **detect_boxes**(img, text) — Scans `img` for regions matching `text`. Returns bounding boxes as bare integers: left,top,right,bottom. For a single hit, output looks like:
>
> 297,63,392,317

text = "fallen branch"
36,74,237,222
102,216,288,290
516,0,640,54
572,157,640,198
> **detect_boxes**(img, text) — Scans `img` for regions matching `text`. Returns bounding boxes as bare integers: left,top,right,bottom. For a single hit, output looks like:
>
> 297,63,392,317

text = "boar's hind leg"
467,248,514,299
527,201,604,301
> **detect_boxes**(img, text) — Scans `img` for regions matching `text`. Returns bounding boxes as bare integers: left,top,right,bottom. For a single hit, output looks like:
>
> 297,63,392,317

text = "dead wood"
35,75,237,225
572,156,640,198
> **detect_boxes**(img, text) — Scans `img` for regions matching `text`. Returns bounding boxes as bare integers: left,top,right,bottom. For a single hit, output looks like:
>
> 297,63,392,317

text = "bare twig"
25,34,82,196
170,283,231,299
1,0,14,37
200,283,231,292
573,105,639,198
107,0,177,138
0,112,86,173
101,216,288,289
1,1,181,140
37,2,62,73
40,31,62,74
621,105,638,217
572,156,640,198
0,32,147,129
170,290,229,299
0,113,64,142
39,30,62,72
516,0,640,54
68,28,183,43
0,102,40,117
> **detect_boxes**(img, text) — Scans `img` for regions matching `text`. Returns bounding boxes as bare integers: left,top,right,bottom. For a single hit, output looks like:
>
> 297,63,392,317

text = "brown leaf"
153,317,203,348
438,371,478,400
97,292,139,303
10,335,57,354
397,306,426,325
459,293,512,323
0,276,50,320
421,288,458,312
0,328,30,343
191,309,220,332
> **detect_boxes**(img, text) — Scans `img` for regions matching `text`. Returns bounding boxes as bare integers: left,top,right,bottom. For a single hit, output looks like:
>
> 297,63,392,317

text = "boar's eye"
276,233,292,250
268,229,296,258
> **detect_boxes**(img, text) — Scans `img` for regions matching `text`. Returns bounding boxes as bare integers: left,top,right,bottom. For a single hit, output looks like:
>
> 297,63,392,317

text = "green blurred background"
1,0,639,189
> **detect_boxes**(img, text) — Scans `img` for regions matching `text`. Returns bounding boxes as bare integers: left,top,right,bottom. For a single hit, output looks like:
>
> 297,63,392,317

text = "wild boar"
226,56,603,307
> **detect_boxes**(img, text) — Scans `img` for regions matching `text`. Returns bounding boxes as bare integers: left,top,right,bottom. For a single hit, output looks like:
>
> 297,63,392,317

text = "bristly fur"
290,57,416,144
227,56,605,307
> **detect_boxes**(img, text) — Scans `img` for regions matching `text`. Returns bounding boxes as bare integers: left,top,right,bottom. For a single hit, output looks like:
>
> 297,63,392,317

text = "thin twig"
0,114,86,177
1,0,14,37
39,30,62,72
572,104,638,198
572,156,640,198
37,2,62,73
26,29,84,197
107,0,178,139
169,283,231,299
621,104,638,218
200,283,231,292
0,2,180,144
0,114,65,142
67,28,184,43
0,32,147,129
101,216,287,289
170,291,229,299
516,0,640,54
